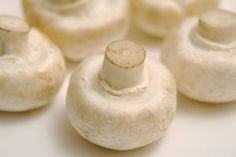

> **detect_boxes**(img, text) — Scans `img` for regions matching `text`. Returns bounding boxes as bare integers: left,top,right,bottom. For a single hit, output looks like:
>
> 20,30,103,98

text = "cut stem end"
197,9,236,44
101,40,147,91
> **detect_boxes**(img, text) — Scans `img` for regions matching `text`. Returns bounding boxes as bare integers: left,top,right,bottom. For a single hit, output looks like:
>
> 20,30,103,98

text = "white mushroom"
67,40,176,150
0,15,65,112
176,0,219,15
161,9,236,103
132,0,184,37
22,0,130,62
131,0,219,38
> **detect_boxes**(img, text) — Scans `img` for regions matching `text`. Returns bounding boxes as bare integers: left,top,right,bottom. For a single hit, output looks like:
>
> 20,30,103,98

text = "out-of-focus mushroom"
131,0,219,38
22,0,130,61
161,9,236,103
0,15,65,111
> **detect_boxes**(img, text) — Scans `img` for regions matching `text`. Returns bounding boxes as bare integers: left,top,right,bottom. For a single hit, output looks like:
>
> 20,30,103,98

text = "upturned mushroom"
161,9,236,103
0,15,65,112
67,40,176,150
22,0,130,62
131,0,219,38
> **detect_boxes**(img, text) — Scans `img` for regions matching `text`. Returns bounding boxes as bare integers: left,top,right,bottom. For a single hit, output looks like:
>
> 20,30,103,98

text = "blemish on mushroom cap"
197,9,236,44
105,40,146,69
0,15,30,33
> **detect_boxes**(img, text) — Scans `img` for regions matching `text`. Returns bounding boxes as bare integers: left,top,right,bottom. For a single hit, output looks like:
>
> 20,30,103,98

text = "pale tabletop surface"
0,1,236,157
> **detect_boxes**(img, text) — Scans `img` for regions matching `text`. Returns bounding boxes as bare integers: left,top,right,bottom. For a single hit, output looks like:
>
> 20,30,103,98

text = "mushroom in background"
161,9,236,103
22,0,130,62
0,15,65,112
131,0,219,38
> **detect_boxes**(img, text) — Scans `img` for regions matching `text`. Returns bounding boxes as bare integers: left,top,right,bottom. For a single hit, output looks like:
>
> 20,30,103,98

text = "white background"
0,1,236,157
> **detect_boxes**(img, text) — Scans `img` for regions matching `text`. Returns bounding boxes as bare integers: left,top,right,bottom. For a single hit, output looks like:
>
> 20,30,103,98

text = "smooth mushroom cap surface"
131,0,219,38
177,0,220,15
161,9,236,103
132,0,184,37
22,0,130,61
0,15,65,112
67,40,176,150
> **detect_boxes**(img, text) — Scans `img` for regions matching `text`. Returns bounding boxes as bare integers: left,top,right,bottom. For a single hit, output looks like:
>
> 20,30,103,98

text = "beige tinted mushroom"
131,0,219,38
22,0,130,61
132,0,184,37
161,9,236,103
177,0,219,15
67,40,176,150
0,15,65,112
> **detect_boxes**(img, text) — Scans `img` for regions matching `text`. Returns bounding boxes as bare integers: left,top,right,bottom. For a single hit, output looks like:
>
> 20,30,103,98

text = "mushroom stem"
100,41,147,92
0,15,30,56
196,9,236,44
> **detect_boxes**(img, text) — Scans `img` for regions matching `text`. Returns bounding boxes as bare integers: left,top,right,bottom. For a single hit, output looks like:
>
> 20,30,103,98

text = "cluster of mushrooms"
0,0,236,151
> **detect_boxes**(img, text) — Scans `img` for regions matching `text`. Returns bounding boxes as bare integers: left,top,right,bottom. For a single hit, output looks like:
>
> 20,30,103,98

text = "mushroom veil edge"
161,9,236,103
67,40,177,150
22,0,130,62
0,15,66,112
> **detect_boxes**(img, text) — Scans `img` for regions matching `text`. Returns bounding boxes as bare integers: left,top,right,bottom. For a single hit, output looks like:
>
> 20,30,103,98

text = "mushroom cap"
66,55,176,150
161,9,236,103
22,0,130,61
131,0,219,38
0,27,65,112
177,0,220,15
132,0,184,37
